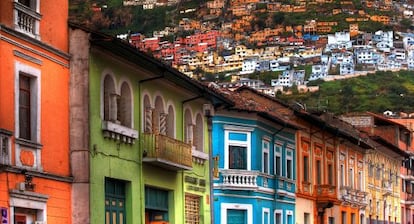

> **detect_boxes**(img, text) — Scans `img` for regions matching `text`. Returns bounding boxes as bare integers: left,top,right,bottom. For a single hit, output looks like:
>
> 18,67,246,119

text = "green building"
69,24,230,224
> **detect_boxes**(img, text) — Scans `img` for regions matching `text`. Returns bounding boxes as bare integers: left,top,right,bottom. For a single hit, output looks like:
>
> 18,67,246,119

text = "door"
227,209,247,224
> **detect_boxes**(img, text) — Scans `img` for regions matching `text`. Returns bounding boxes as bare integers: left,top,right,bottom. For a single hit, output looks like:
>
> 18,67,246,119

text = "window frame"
224,128,252,170
262,138,270,174
221,203,253,224
286,149,293,179
274,145,281,176
15,62,40,143
274,210,283,224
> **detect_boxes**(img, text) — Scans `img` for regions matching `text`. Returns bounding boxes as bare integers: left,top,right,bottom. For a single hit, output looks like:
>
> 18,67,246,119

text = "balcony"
276,176,295,197
340,186,368,207
315,184,337,203
381,180,393,196
219,169,258,190
141,133,192,171
13,2,41,39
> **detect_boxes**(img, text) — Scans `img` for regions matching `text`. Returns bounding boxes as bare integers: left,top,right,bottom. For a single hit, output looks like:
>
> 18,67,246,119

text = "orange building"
0,0,71,223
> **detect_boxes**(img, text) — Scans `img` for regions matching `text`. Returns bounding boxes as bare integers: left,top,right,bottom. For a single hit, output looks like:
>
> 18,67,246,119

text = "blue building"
211,86,300,224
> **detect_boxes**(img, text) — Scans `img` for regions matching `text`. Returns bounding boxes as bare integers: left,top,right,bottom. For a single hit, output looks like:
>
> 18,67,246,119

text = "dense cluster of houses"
3,1,414,224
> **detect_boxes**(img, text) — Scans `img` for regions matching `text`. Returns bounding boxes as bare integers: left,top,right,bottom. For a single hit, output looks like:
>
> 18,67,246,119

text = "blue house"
211,86,300,224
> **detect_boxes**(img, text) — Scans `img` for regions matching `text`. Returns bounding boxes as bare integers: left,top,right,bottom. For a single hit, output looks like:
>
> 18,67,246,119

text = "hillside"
277,70,414,115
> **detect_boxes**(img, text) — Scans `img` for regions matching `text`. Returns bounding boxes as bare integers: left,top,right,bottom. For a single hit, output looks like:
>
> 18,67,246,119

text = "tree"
400,18,413,31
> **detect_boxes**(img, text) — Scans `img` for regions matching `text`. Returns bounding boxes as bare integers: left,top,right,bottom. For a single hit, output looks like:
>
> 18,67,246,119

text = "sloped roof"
206,84,302,130
69,22,234,108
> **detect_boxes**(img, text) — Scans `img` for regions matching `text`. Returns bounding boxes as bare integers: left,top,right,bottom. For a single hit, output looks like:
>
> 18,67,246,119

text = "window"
262,140,269,174
358,171,363,190
286,149,293,179
105,178,126,224
351,213,355,224
303,156,309,182
328,164,333,185
263,208,269,224
369,163,373,177
304,213,310,224
225,128,251,170
16,63,40,143
221,203,252,224
316,160,321,184
118,82,132,128
185,195,200,224
275,147,281,176
329,217,335,224
340,164,345,187
349,168,354,188
229,145,247,169
341,212,346,224
103,75,117,122
275,211,282,224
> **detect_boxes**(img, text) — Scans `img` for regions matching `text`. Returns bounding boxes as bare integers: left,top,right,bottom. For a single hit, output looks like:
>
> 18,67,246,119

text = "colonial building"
0,0,71,223
69,24,230,224
211,86,301,224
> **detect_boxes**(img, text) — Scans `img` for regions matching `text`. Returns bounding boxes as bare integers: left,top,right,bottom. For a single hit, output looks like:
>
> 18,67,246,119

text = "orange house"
0,0,71,224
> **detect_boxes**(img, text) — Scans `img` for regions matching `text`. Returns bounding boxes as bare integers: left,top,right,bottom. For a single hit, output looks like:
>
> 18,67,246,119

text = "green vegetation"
278,71,414,114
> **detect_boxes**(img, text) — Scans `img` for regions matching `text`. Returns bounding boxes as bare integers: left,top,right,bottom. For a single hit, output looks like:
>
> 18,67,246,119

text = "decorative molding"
14,50,42,65
0,25,69,67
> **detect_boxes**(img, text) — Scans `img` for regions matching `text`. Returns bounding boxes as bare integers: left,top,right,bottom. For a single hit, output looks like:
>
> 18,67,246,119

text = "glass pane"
113,212,117,224
276,156,280,175
106,212,110,224
229,145,247,169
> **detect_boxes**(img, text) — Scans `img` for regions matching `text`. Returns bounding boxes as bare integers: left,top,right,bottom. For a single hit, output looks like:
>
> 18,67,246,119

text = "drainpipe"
207,114,214,224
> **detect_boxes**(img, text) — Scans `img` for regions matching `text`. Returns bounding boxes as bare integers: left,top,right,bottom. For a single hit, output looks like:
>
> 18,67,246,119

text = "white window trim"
274,145,281,176
286,149,293,179
14,61,41,142
262,207,270,224
286,210,293,224
14,62,42,170
221,203,252,224
274,209,283,224
262,139,270,174
9,189,48,224
224,130,251,170
13,0,41,39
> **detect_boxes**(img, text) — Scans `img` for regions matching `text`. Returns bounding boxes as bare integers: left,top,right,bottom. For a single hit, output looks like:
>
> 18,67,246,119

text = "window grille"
185,195,200,224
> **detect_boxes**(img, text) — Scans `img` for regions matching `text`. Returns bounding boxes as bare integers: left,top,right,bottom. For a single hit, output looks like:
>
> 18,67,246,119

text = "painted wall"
212,113,296,224
88,51,143,224
0,0,71,222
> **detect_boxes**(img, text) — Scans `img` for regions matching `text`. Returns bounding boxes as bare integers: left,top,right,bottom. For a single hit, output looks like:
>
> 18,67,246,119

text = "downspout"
138,74,164,223
207,114,214,224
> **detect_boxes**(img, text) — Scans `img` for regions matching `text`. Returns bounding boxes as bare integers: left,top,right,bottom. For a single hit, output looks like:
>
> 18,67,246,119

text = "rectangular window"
304,213,310,224
185,195,200,224
229,145,247,170
340,164,345,187
316,160,321,184
227,209,247,224
303,156,309,182
369,164,373,177
349,168,354,187
275,212,282,224
263,209,269,224
341,212,346,224
19,75,31,140
263,140,269,174
105,178,126,224
329,217,335,224
328,164,333,185
275,147,281,176
351,213,355,224
358,171,363,190
286,150,293,179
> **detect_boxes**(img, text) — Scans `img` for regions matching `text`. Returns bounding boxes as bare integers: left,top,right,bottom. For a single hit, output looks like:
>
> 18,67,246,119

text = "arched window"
119,82,132,128
184,109,193,145
194,113,203,151
103,75,116,122
167,105,175,138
